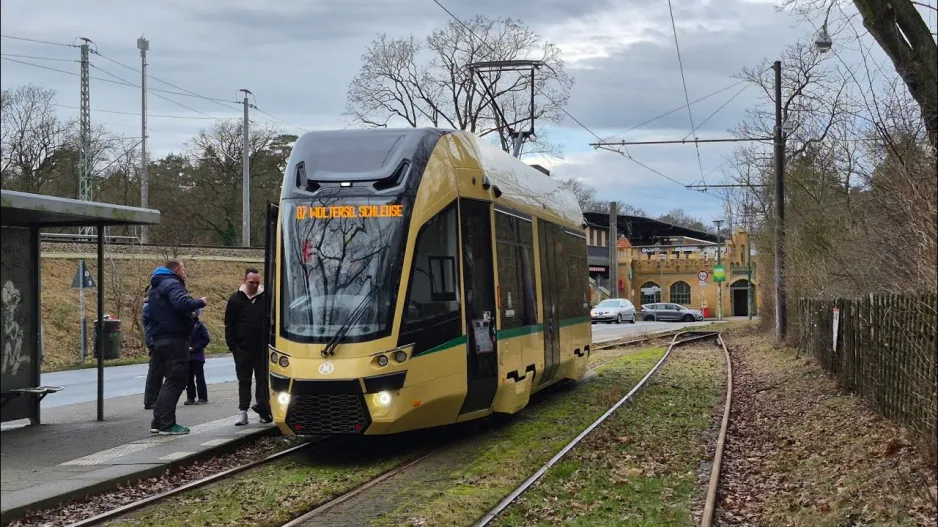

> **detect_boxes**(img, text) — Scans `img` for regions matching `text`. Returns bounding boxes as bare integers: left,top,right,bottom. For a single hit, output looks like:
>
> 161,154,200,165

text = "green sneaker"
158,424,190,435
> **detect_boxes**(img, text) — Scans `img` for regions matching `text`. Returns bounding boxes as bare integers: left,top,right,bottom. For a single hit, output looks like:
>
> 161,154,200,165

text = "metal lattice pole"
240,89,251,247
78,38,93,235
138,36,150,242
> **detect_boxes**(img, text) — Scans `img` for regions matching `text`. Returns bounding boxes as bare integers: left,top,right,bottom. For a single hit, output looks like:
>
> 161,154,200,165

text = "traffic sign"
71,260,96,288
697,270,709,282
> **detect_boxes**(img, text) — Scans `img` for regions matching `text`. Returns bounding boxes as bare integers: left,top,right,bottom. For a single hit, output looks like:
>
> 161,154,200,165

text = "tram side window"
495,211,537,330
398,204,462,354
562,230,588,319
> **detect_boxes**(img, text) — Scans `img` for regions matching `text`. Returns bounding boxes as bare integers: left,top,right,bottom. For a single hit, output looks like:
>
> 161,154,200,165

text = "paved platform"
0,381,275,522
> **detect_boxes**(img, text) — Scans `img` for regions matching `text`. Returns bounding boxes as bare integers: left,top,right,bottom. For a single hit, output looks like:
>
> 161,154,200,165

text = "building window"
670,281,691,305
640,281,660,305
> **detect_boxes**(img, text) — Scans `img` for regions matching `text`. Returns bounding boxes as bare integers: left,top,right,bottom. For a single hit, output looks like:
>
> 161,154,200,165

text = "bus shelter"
1,190,160,424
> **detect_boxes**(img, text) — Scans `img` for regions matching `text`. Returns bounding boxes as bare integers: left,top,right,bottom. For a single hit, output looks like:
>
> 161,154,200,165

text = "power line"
666,0,705,183
683,84,750,140
90,50,239,110
431,0,720,199
52,103,219,120
0,53,75,63
0,34,76,48
1,55,236,102
250,104,307,133
88,63,228,121
600,80,748,141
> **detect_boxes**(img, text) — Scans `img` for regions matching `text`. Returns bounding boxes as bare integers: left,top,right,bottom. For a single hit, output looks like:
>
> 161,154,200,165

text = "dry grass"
41,258,250,372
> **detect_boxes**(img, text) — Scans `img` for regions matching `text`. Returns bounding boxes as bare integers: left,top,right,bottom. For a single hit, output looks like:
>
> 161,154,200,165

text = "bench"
1,386,64,409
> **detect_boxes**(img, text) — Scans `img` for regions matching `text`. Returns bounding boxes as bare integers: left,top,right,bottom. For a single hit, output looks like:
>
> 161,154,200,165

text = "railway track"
59,328,718,527
473,330,726,526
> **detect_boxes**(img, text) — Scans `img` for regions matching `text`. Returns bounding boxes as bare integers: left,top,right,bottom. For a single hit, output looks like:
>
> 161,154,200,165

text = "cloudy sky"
2,0,926,222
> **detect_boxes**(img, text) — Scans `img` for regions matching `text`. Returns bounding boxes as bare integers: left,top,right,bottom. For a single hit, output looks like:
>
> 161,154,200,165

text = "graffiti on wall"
2,280,26,376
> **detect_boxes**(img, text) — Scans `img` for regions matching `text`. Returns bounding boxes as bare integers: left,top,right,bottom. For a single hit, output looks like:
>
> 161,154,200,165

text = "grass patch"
41,258,248,372
370,346,674,526
493,346,724,526
105,435,432,527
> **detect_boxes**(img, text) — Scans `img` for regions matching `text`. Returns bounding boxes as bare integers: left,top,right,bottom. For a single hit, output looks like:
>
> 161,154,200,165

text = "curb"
0,426,280,526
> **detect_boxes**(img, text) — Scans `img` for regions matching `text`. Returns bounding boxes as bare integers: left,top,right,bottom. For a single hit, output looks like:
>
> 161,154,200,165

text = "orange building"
584,213,758,318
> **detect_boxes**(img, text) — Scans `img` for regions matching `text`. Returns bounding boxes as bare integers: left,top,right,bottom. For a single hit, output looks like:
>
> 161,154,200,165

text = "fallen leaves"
714,326,938,527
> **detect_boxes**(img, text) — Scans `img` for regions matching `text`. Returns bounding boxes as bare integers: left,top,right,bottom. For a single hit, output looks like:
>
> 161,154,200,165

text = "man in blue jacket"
147,260,207,435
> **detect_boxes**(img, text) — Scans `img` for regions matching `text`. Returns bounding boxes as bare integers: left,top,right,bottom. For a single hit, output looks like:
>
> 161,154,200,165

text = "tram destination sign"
296,204,404,220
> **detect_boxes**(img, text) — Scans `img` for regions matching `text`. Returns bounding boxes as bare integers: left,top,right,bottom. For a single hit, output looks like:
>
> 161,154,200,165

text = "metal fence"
796,294,937,462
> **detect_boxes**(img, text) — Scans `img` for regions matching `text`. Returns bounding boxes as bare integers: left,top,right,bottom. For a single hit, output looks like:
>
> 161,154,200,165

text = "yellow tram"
263,128,591,436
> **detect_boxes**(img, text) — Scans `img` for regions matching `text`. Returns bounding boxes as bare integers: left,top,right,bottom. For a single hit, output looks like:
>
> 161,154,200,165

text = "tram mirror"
482,175,492,191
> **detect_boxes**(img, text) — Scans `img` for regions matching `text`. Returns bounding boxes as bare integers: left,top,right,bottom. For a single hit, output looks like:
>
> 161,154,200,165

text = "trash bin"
94,318,122,360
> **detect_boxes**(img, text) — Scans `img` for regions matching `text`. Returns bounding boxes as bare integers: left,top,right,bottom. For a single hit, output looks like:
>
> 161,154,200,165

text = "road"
40,319,721,409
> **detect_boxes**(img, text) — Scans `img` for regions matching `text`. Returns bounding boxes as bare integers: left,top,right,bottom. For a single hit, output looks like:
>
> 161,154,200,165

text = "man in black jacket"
224,268,272,425
147,260,206,435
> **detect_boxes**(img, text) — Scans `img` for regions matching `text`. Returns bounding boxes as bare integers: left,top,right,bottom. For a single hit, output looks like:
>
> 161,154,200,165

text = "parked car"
641,303,704,322
591,298,636,324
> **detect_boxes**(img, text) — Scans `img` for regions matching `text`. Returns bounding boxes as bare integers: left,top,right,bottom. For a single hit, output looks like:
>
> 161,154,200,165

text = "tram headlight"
270,352,278,364
373,391,392,407
278,355,290,368
393,350,407,363
277,392,291,406
376,355,389,367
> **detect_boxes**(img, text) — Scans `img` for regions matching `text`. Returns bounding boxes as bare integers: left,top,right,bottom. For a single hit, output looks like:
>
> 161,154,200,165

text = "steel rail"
63,439,322,527
473,330,722,526
701,333,733,527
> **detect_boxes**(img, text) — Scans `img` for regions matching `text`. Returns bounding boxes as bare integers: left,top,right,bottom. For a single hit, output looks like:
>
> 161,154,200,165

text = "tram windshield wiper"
321,277,382,357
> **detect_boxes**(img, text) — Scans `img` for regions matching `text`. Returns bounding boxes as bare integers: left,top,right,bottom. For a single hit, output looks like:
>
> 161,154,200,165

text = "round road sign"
697,270,709,281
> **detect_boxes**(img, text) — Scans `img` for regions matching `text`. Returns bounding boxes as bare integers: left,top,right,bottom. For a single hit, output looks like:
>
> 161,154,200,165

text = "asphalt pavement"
39,319,723,408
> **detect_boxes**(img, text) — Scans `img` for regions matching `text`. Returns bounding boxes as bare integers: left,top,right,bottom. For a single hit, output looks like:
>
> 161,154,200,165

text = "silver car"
591,298,636,324
640,303,704,322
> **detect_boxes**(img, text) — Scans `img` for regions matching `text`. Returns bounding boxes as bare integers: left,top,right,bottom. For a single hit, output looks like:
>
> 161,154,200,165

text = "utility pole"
608,201,618,298
713,219,724,321
78,38,92,235
240,89,252,248
773,60,787,346
138,36,149,243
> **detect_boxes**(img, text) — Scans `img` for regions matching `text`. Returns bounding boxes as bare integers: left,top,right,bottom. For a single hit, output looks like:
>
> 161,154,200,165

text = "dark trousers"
233,347,270,414
151,339,190,430
186,359,208,401
144,347,163,408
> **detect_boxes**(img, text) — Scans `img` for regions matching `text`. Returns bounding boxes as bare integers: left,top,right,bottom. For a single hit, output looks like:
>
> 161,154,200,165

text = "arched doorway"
640,282,660,305
730,279,753,316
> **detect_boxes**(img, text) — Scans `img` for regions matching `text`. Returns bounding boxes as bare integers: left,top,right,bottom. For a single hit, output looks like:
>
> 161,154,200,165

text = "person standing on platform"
224,268,272,426
148,260,207,435
184,309,210,405
141,285,162,410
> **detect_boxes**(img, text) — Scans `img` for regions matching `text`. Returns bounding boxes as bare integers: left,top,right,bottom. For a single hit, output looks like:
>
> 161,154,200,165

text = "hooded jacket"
224,284,266,353
147,266,206,343
141,287,154,349
189,312,210,362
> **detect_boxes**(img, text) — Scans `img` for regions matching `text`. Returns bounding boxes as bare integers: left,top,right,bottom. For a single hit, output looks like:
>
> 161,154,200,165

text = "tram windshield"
280,195,407,343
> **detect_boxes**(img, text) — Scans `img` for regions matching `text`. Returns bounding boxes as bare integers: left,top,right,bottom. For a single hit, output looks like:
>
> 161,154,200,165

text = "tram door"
262,202,278,404
537,221,561,386
458,199,499,414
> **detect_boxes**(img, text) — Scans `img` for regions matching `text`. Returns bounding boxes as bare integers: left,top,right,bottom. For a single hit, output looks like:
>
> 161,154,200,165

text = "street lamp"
815,23,832,53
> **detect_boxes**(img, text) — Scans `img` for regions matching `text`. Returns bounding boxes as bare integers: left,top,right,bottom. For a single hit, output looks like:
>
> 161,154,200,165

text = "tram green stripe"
418,334,468,357
559,316,591,328
496,324,544,340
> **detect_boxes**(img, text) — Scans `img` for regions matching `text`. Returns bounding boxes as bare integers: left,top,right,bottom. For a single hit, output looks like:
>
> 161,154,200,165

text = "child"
184,309,210,405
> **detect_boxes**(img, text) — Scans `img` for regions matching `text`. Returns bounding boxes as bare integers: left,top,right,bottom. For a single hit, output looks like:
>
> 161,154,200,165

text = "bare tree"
781,0,937,149
345,16,574,156
0,84,72,193
185,120,285,245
